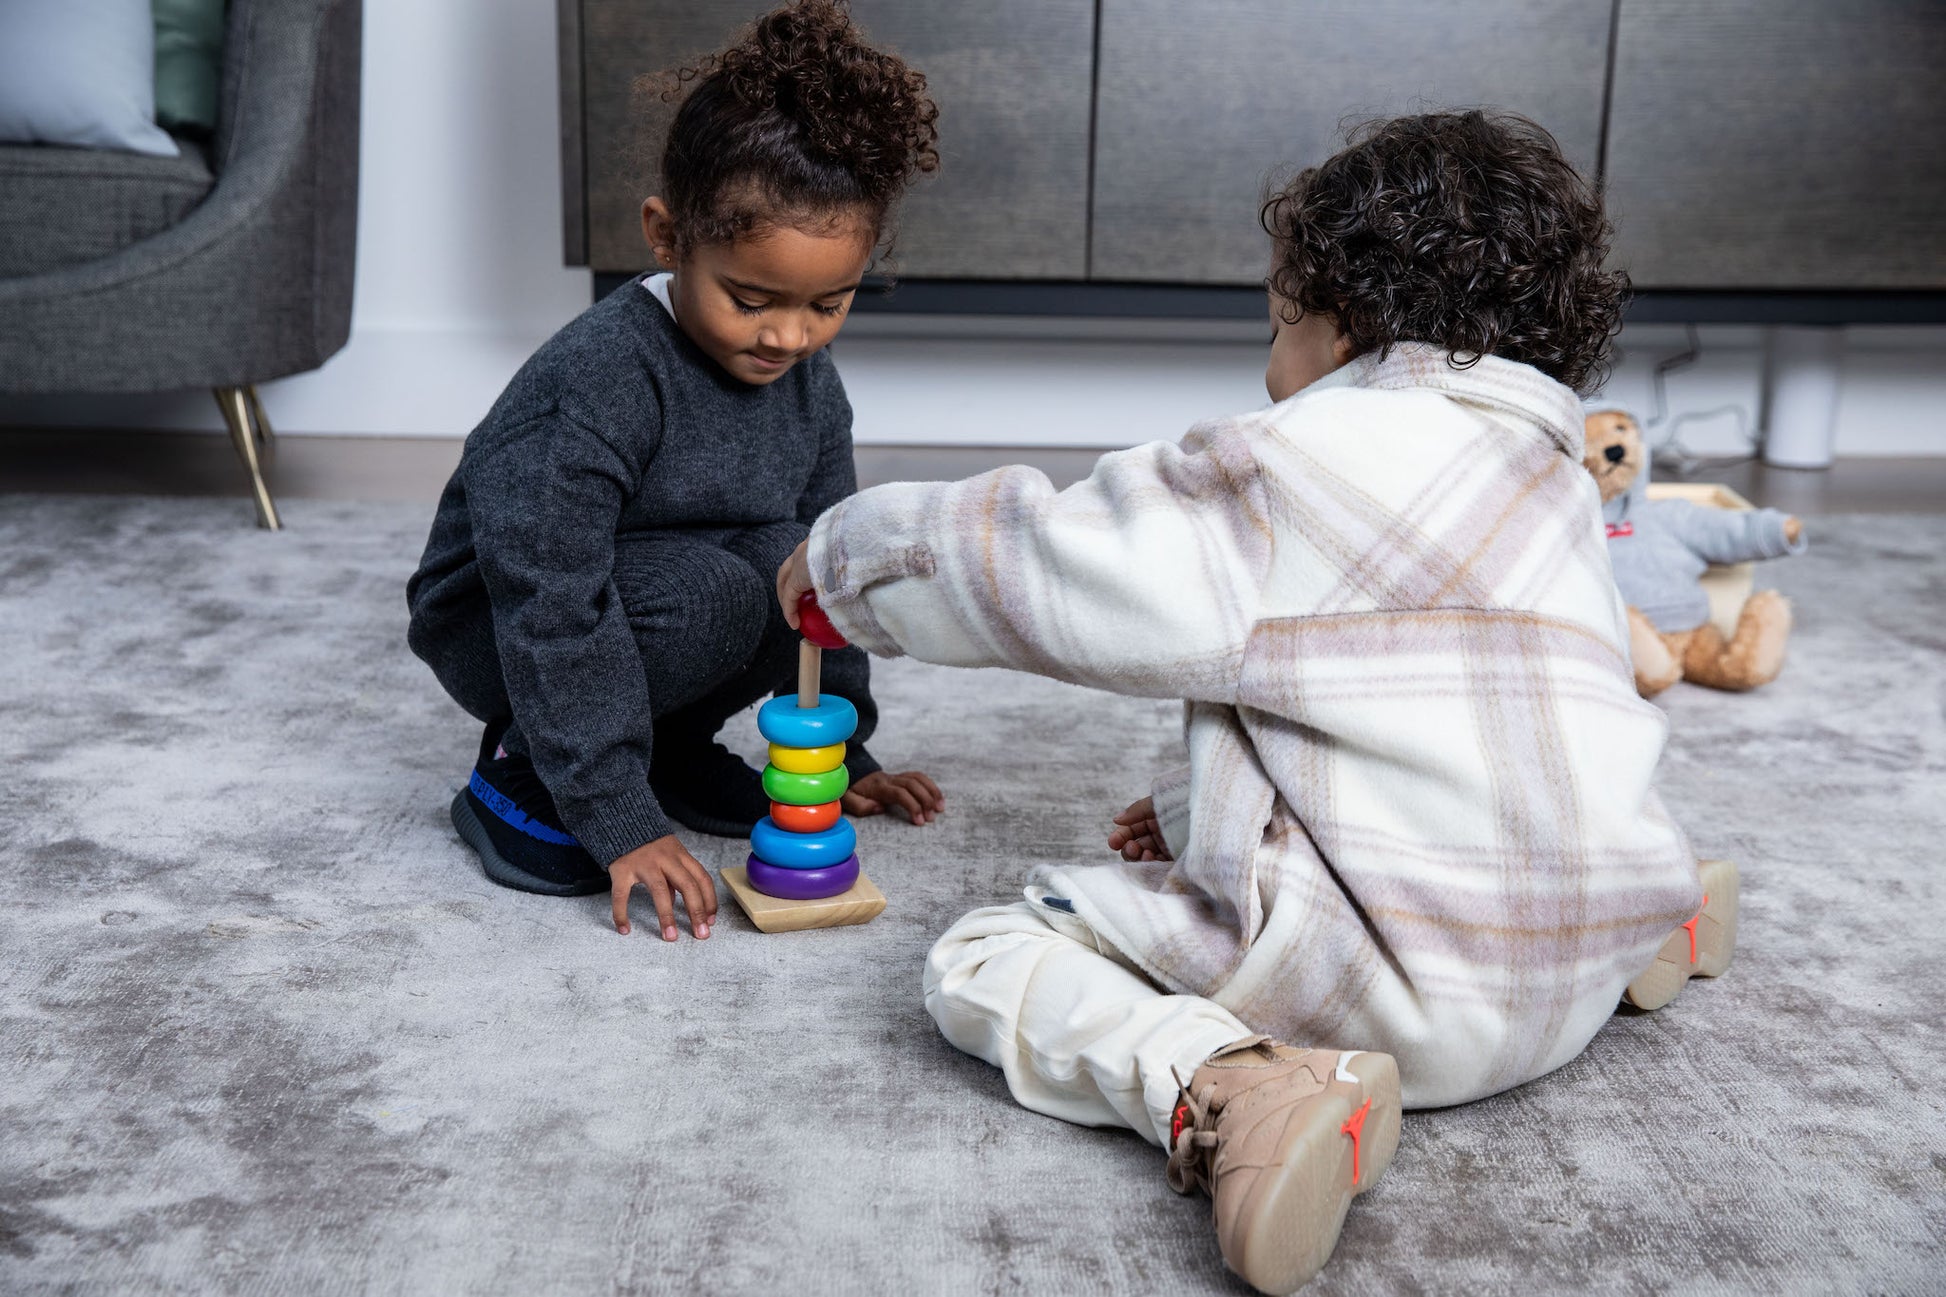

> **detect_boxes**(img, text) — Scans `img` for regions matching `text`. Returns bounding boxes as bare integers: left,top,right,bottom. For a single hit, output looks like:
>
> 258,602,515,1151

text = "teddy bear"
1582,406,1807,698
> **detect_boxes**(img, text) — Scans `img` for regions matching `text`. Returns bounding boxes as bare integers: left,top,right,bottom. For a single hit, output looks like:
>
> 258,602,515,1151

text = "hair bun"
649,1,940,253
713,0,939,203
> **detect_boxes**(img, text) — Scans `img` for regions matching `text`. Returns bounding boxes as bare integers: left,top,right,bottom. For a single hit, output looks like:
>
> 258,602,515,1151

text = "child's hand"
776,541,815,629
844,770,946,825
1108,796,1173,862
608,835,717,941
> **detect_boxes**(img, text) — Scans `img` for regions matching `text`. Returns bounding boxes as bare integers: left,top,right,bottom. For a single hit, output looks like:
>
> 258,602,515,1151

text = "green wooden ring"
762,762,850,806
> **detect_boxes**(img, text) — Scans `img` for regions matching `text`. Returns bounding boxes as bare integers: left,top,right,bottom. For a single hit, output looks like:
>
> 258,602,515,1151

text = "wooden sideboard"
559,1,1946,312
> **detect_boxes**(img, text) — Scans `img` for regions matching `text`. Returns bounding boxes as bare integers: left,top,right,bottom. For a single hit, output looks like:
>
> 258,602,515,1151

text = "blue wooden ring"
750,816,857,869
745,854,858,901
758,694,858,748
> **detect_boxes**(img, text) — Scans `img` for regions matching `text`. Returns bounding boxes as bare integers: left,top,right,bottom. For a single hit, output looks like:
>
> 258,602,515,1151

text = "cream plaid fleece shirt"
808,344,1700,1107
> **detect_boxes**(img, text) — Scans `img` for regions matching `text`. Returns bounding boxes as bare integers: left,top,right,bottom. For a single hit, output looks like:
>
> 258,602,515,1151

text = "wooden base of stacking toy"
721,863,885,934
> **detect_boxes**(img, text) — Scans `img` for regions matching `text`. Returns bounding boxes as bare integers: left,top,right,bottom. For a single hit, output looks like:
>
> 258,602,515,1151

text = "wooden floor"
2,427,1942,513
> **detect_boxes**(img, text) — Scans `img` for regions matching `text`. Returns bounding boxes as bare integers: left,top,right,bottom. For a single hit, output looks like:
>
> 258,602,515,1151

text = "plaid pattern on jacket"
808,344,1700,1107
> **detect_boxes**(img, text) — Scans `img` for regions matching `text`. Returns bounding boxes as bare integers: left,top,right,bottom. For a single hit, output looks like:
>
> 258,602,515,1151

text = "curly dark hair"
1261,111,1628,395
646,0,939,253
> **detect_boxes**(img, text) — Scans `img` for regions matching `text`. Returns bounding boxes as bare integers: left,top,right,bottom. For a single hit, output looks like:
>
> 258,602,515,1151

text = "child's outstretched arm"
783,424,1273,700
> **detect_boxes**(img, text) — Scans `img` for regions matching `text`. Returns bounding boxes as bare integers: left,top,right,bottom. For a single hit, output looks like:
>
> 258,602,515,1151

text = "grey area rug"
1,495,1941,1296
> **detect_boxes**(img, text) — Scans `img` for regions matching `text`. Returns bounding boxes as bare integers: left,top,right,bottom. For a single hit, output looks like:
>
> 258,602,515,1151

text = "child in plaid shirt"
777,112,1712,1294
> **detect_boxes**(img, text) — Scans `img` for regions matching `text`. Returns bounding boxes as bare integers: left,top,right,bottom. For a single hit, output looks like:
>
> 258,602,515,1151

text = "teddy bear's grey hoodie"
1602,458,1806,632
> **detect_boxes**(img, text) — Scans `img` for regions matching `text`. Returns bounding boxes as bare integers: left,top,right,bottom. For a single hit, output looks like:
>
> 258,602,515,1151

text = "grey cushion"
0,0,179,157
155,0,230,134
0,138,214,279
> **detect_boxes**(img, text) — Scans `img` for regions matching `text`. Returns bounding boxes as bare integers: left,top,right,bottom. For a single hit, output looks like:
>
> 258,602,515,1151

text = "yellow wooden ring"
767,741,846,775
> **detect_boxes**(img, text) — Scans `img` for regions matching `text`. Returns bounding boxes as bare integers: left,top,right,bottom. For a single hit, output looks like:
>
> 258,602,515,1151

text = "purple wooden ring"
745,853,858,901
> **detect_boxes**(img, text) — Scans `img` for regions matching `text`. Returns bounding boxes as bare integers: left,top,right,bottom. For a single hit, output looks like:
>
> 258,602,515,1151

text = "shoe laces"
1165,1065,1221,1197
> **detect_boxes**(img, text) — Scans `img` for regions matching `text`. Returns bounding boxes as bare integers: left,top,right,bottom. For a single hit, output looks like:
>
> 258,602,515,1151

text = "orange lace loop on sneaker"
1341,1097,1372,1185
1165,1067,1221,1197
1683,895,1709,964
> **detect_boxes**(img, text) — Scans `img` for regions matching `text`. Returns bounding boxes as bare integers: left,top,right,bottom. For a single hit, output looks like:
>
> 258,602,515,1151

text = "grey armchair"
0,0,363,529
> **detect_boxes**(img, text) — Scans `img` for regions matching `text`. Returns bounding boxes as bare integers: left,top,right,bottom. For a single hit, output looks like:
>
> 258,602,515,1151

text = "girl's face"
1265,294,1357,402
642,198,874,387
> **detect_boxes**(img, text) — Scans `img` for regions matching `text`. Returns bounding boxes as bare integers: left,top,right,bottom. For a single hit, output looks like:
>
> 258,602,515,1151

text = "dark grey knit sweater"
407,280,875,864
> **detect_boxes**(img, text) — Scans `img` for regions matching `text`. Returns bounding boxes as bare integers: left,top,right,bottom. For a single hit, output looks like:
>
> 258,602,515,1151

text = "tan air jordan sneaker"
1624,858,1739,1011
1166,1036,1402,1295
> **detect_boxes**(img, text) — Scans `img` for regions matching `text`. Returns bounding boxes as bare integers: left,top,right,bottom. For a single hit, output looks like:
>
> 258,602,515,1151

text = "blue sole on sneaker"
450,792,610,897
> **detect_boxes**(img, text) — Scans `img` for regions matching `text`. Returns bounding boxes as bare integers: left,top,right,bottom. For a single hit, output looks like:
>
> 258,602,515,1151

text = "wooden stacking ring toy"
767,740,846,774
750,816,857,869
744,853,859,900
769,799,842,834
723,591,885,929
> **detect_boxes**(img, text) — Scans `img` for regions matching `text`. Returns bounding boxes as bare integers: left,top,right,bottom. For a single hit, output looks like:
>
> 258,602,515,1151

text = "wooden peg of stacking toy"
720,591,886,934
795,588,846,705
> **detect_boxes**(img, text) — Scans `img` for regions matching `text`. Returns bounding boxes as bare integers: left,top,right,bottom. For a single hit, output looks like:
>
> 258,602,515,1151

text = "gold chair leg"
213,385,281,530
245,384,276,462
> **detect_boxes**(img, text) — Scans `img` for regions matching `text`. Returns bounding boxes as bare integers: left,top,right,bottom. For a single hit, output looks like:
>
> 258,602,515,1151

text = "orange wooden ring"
769,799,841,833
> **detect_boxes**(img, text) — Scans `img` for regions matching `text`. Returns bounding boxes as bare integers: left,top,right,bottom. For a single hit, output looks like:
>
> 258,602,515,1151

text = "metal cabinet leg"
212,385,281,530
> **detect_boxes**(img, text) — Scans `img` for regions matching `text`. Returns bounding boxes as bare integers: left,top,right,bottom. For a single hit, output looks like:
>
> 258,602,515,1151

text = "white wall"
833,320,1946,458
4,1,1943,456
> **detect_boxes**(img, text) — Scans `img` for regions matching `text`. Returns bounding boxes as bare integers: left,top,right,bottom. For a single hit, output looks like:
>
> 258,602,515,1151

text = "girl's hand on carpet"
844,770,946,825
609,835,717,941
1108,797,1172,862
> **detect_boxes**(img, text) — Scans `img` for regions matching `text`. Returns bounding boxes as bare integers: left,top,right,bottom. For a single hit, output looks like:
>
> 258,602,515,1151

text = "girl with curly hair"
778,111,1705,1293
408,1,943,940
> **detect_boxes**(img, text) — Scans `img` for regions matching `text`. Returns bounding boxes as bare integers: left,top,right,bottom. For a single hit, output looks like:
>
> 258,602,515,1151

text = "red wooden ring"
770,799,842,833
797,591,848,650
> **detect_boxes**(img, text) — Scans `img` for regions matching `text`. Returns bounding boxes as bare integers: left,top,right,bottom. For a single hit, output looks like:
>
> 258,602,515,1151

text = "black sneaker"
448,723,609,897
648,735,772,837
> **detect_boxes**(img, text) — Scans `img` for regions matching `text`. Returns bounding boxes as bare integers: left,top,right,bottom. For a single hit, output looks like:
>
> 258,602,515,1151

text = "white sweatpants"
922,889,1254,1146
